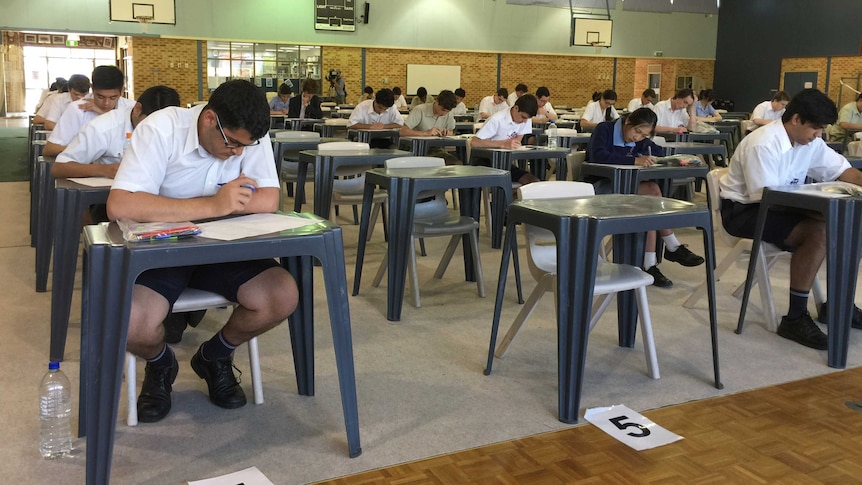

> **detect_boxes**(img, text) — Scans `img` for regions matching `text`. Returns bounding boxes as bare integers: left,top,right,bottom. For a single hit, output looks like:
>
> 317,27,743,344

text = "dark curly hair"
206,79,270,140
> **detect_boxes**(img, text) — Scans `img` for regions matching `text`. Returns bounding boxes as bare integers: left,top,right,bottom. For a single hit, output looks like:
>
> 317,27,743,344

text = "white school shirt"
347,99,404,127
719,120,850,203
582,100,619,124
750,100,785,126
55,106,134,166
394,94,408,109
48,97,136,147
653,99,690,129
475,108,532,141
112,104,278,199
479,95,508,118
537,100,557,119
627,98,654,112
507,92,519,107
451,101,468,116
39,92,86,123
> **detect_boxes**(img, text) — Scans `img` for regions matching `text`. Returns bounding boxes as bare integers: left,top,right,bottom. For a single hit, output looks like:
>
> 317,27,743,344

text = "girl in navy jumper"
585,108,704,287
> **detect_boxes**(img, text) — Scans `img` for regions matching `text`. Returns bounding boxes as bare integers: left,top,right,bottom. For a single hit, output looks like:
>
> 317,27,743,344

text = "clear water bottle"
39,361,72,459
546,121,558,148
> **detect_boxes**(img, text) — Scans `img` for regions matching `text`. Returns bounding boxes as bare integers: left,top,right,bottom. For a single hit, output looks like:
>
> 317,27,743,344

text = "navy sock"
200,331,238,361
146,344,174,368
788,288,810,319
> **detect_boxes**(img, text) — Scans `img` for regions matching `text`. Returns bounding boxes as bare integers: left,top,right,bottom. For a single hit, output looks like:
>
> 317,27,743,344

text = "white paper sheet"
197,213,320,241
188,466,273,485
585,404,683,451
66,177,113,187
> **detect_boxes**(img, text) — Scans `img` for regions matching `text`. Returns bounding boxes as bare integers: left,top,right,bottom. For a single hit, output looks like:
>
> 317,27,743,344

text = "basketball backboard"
110,0,176,25
572,18,612,47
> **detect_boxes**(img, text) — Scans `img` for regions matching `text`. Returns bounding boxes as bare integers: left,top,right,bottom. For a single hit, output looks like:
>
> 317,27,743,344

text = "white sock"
644,252,657,269
662,234,681,252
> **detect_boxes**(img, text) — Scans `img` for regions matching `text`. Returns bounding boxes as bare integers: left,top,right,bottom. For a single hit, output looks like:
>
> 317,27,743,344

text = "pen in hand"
217,182,257,192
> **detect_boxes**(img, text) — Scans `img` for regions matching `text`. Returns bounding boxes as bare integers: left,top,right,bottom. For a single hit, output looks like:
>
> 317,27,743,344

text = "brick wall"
779,57,827,93
127,37,199,106
828,56,862,107
615,58,636,108
633,58,716,102
501,54,618,108
322,46,362,102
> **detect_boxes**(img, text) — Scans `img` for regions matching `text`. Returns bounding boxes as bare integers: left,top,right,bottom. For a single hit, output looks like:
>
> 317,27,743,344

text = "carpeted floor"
0,127,30,182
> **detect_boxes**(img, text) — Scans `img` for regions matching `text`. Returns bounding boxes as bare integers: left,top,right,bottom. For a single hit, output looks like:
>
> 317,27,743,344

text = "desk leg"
35,166,54,292
613,232,645,348
700,225,723,389
737,200,772,334
824,204,862,369
320,228,362,457
83,244,129,485
460,187,480,282
294,161,309,213
285,256,315,395
485,222,517,375
490,153,511,249
50,189,83,361
314,157,336,220
352,182,377,296
385,178,414,321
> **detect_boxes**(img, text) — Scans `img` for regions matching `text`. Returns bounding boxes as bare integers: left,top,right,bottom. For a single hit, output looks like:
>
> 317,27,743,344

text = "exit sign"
66,40,78,47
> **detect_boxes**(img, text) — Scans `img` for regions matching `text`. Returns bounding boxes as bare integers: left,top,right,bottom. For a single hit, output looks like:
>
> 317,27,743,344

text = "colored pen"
217,183,257,192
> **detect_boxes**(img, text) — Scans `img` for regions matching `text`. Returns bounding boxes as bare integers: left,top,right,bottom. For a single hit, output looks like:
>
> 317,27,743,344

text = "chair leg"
434,234,462,280
469,230,485,298
372,249,388,288
367,203,381,242
126,352,138,427
683,244,745,309
589,293,615,331
419,238,427,257
248,337,264,405
495,277,552,358
635,286,660,379
450,188,459,211
482,188,492,234
409,235,421,308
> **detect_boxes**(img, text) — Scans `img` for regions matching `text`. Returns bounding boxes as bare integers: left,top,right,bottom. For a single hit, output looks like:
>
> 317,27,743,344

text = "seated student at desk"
392,87,408,110
410,87,434,110
106,79,297,423
451,88,468,116
470,94,541,185
627,88,657,113
532,86,558,123
508,83,528,106
719,89,862,350
287,78,323,121
653,88,699,134
478,88,509,120
33,74,90,130
749,91,790,131
695,89,722,122
358,85,374,104
827,93,862,142
580,89,619,130
269,83,291,115
400,89,460,165
347,88,404,148
585,107,705,288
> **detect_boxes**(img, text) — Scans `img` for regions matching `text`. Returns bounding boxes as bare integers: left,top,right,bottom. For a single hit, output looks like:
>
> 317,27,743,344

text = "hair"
301,78,318,94
536,86,550,98
673,88,694,100
601,89,617,101
781,89,838,126
642,88,656,99
136,85,181,115
91,65,124,91
454,88,466,98
773,90,791,102
699,89,715,102
496,87,509,98
416,86,428,100
392,86,402,95
591,91,602,102
206,79,270,140
624,107,659,130
363,85,374,95
436,90,457,110
515,83,528,93
375,88,395,107
67,74,90,94
514,94,539,117
277,83,292,96
49,77,67,91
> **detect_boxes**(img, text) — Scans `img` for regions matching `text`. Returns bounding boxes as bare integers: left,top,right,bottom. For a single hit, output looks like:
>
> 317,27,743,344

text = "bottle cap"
48,361,60,370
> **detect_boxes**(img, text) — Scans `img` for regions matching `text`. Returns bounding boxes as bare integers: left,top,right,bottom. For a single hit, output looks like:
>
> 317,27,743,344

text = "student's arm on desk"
51,161,118,179
107,180,278,223
838,167,862,186
470,136,520,149
43,142,65,157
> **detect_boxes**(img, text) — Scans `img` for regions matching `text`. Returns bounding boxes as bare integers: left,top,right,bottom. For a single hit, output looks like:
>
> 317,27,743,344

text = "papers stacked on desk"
118,220,201,242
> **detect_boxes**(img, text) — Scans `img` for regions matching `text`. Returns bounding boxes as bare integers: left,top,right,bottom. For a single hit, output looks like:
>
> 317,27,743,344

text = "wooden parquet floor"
317,367,862,484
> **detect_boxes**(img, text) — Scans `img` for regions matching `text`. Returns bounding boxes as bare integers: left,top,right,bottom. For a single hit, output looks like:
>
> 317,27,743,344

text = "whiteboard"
406,65,461,96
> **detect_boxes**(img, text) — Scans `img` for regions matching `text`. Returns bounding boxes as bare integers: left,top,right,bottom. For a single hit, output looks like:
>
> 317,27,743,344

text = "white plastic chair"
682,168,824,332
319,142,387,233
276,131,321,209
494,181,659,380
372,156,485,307
125,288,263,426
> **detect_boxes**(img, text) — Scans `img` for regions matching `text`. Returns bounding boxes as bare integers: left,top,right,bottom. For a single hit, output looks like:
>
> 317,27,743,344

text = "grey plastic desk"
33,156,54,291
29,141,47,247
353,165,515,321
469,145,571,248
579,162,710,198
348,128,401,146
286,117,324,131
271,137,342,172
295,148,410,218
79,214,361,485
487,194,722,423
737,185,862,369
398,135,468,161
49,179,111,362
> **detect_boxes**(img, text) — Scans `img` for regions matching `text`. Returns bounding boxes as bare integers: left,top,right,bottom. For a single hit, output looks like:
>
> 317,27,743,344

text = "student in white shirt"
478,88,509,120
749,91,791,131
580,89,619,129
33,74,90,130
471,94,540,185
627,88,656,113
347,88,404,148
653,88,698,134
507,83,528,106
451,88,468,116
392,86,408,109
532,86,558,123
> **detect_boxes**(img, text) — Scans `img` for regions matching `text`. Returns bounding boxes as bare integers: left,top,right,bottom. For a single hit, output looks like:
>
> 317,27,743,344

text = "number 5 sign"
585,404,683,451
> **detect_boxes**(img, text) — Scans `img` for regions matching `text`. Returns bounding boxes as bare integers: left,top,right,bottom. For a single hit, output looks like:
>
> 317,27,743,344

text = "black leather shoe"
190,346,247,409
817,302,862,330
645,265,673,288
777,313,828,350
137,352,179,423
664,244,705,267
186,309,207,328
163,313,188,344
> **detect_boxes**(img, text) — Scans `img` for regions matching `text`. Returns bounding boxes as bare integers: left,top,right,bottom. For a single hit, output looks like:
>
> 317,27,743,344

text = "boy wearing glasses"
106,80,298,423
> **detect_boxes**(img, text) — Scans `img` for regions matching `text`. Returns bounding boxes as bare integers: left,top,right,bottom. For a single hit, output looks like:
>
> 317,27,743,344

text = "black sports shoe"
777,313,828,350
645,265,673,288
137,352,179,423
190,346,247,409
817,302,862,330
664,244,705,267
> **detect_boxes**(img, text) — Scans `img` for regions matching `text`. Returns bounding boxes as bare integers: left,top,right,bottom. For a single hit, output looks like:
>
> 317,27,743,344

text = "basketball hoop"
136,15,153,34
589,41,603,54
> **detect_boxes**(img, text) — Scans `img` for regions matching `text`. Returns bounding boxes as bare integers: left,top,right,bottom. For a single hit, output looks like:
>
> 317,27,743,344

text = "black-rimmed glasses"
215,113,261,148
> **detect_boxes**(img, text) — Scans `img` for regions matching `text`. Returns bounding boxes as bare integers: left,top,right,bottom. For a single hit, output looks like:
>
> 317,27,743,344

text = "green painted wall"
1,0,717,59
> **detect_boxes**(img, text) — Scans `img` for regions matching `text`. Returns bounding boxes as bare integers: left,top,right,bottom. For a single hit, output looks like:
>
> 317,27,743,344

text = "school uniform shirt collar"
769,119,794,152
612,119,634,147
183,104,210,158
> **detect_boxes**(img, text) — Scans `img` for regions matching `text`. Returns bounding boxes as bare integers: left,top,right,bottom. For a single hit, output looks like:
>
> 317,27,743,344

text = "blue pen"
217,182,257,192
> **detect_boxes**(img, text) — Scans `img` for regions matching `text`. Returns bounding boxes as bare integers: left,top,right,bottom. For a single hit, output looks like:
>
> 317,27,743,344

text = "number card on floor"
585,404,683,451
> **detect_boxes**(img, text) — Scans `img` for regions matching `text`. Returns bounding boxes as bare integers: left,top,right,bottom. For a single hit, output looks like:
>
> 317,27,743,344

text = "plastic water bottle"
39,361,72,459
546,121,558,148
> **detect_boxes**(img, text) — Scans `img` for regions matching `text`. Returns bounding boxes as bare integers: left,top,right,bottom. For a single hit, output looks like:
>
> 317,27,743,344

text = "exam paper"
188,466,273,485
66,177,114,187
197,213,320,241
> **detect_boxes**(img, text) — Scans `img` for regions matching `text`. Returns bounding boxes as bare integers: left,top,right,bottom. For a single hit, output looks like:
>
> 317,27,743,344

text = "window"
206,41,322,94
23,45,116,113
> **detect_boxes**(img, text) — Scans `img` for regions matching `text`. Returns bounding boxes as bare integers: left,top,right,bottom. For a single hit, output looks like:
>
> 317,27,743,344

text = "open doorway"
22,45,115,113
